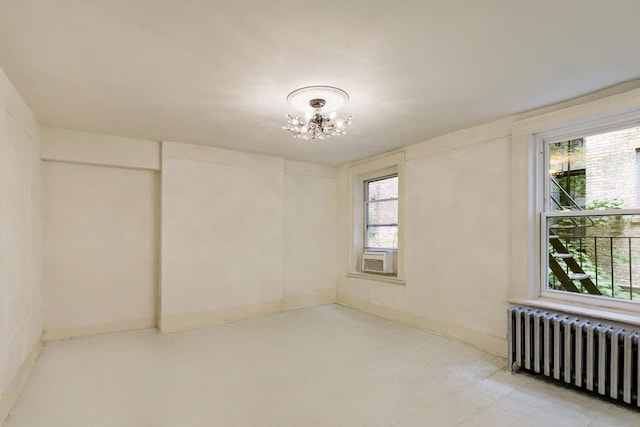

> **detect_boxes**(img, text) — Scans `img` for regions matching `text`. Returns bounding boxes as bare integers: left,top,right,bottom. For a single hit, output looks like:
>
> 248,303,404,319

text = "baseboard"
159,301,282,333
281,290,336,311
44,318,156,342
0,336,42,426
337,296,507,358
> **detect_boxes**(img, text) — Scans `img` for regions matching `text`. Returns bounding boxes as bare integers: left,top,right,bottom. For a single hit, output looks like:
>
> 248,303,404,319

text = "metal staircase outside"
547,177,601,295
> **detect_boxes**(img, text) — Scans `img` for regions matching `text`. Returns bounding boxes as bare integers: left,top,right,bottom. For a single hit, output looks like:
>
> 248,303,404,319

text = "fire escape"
547,177,601,295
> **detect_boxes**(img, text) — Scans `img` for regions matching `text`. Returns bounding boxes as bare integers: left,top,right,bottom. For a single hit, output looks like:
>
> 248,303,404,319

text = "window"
538,120,640,306
512,91,640,316
509,97,640,316
349,153,405,282
365,174,398,249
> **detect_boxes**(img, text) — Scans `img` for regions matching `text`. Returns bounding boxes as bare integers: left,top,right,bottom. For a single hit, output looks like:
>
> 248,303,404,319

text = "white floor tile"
4,305,638,426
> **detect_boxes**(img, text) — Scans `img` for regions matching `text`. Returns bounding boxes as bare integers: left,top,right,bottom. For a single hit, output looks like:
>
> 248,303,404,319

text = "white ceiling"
1,1,640,165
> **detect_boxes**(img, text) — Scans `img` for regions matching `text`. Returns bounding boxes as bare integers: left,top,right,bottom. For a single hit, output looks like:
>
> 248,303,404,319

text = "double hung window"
364,175,398,250
349,153,405,282
539,123,640,304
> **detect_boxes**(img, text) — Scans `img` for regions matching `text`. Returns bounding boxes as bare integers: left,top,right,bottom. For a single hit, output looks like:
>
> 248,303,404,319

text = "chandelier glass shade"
283,86,352,140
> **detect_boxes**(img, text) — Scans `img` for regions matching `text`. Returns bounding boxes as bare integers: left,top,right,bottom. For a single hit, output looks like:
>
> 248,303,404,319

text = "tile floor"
4,305,639,426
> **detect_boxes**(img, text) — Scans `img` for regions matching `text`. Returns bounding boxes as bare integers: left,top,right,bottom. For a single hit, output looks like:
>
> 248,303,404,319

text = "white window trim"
348,152,405,283
511,87,640,319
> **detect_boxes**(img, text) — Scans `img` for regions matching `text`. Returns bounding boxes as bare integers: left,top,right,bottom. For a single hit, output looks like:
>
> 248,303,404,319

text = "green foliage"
586,198,626,228
548,237,640,300
586,198,625,211
554,174,586,207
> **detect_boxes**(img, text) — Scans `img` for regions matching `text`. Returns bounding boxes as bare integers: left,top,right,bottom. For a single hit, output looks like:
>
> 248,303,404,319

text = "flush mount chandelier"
283,85,352,140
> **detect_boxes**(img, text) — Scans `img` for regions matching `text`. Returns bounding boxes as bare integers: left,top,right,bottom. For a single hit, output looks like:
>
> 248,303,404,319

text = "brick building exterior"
585,126,640,208
584,126,640,292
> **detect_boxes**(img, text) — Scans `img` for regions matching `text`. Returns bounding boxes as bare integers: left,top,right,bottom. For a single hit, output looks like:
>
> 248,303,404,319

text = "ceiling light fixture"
283,86,352,140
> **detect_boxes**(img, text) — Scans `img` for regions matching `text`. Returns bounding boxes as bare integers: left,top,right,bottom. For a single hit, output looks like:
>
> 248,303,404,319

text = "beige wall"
160,142,337,331
41,128,160,340
40,135,337,336
0,67,42,401
283,161,337,310
160,142,285,329
42,162,159,338
336,83,640,358
337,126,512,356
406,136,511,335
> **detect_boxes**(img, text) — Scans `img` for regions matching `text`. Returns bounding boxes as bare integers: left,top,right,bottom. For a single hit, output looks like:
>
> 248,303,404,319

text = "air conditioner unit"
362,250,395,274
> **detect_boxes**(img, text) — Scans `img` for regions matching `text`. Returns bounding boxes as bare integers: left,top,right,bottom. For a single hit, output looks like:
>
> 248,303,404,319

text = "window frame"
511,90,640,318
364,173,399,250
348,152,405,283
636,148,640,206
538,127,640,307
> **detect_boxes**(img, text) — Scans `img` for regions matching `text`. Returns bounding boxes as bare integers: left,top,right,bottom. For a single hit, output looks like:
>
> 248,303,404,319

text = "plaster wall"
160,142,337,331
337,84,640,357
283,161,337,310
0,67,42,400
337,123,513,357
40,128,160,340
40,135,337,337
41,162,159,339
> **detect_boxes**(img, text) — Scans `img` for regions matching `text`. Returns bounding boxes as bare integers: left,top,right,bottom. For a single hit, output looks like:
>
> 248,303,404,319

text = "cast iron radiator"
508,306,640,406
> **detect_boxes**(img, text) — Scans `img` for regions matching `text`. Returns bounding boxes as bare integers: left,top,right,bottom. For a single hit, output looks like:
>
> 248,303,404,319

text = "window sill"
346,272,405,286
509,297,640,328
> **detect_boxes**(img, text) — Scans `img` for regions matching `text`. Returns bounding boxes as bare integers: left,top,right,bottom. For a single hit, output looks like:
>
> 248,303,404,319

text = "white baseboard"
44,318,156,342
337,296,507,358
159,301,283,333
0,337,42,426
281,289,336,311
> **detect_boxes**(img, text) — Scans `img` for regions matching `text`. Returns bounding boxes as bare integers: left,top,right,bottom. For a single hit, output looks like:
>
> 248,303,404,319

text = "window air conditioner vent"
362,250,395,274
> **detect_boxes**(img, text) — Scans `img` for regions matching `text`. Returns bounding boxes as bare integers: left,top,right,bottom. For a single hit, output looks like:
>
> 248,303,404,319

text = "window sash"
365,225,398,249
364,174,398,249
365,200,398,226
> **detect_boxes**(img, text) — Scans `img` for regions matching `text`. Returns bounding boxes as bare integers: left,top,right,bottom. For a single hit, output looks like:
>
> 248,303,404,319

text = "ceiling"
1,1,640,165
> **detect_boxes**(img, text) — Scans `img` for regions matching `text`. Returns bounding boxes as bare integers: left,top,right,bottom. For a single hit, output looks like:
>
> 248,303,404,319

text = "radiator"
508,306,640,406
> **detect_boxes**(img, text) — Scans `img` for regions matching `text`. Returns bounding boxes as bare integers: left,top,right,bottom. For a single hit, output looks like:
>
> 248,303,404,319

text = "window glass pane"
548,139,586,210
366,226,398,248
367,176,398,201
367,200,398,225
545,213,640,301
548,126,640,211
